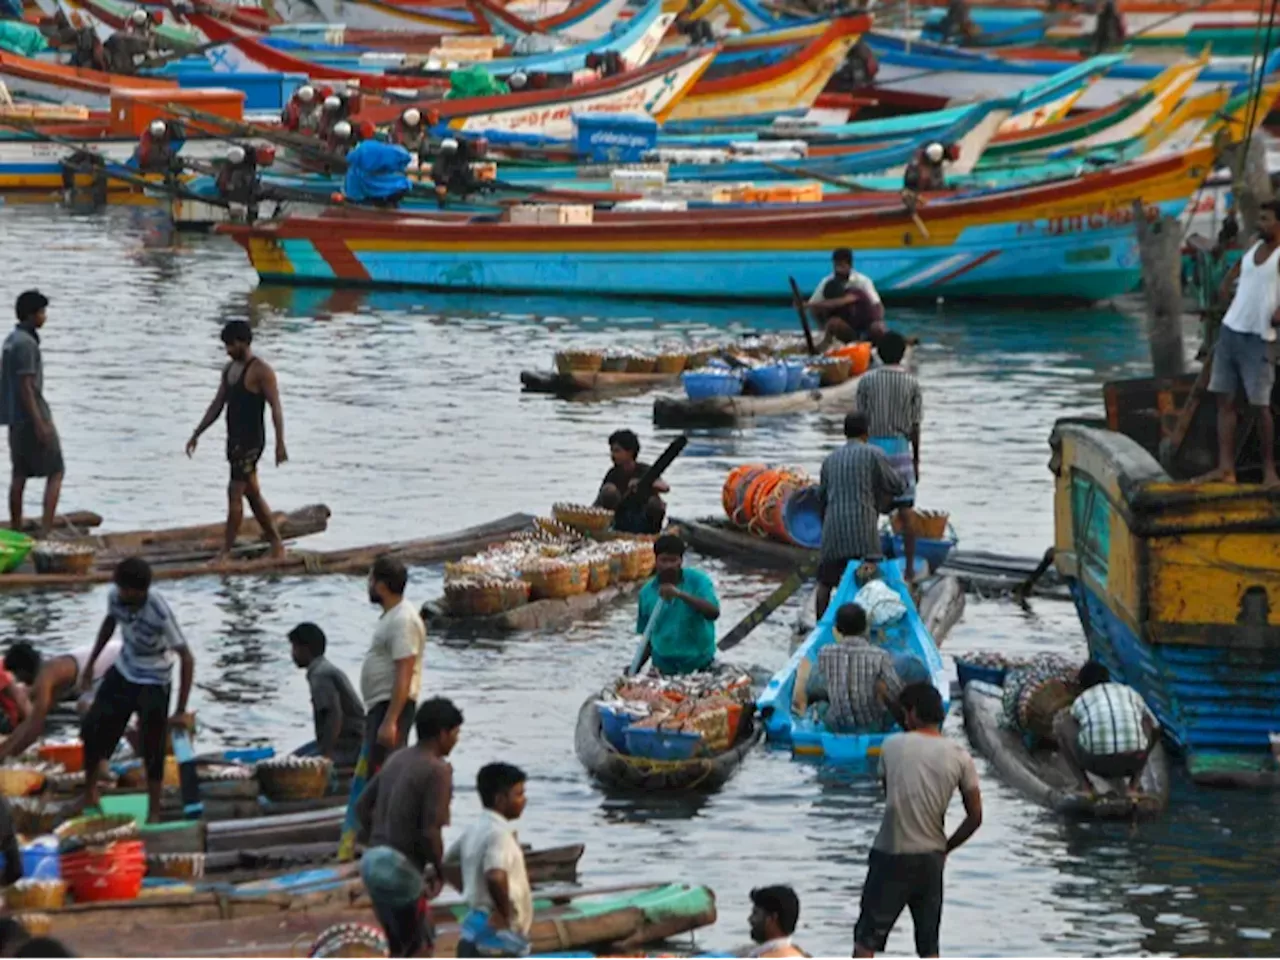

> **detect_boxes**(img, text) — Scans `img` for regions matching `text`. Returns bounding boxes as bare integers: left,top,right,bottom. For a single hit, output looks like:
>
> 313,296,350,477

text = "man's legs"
138,682,171,823
898,506,917,582
8,469,25,532
223,478,247,558
244,472,284,557
41,470,62,538
1261,405,1279,487
80,668,138,814
906,853,946,958
853,850,911,958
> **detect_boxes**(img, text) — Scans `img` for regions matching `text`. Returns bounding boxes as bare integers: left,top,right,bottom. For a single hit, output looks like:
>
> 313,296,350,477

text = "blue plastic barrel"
782,486,823,549
745,364,789,396
783,361,806,392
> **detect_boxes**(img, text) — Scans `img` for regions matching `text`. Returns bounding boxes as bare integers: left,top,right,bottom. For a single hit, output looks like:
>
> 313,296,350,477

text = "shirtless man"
185,321,287,560
0,638,122,758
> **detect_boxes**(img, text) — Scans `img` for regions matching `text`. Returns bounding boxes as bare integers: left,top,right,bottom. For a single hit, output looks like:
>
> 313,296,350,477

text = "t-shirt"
108,588,188,686
635,568,718,675
306,655,366,760
0,325,50,428
1071,682,1152,756
873,731,979,854
809,270,882,307
358,747,452,871
360,600,426,708
446,810,533,936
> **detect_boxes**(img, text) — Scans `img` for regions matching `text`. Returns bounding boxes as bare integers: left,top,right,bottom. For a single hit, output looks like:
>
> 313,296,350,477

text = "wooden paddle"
717,559,818,653
612,435,688,519
788,276,818,354
627,596,666,677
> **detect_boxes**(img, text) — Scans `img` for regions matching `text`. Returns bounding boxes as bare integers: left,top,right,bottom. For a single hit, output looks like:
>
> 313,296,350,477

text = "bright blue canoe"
756,559,949,767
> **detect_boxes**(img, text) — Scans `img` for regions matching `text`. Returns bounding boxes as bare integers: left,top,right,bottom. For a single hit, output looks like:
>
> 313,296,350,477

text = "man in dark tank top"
185,320,288,561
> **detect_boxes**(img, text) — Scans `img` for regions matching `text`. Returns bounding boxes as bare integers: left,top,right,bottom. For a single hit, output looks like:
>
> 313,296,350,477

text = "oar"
612,435,688,520
717,559,818,653
788,276,818,354
627,596,665,677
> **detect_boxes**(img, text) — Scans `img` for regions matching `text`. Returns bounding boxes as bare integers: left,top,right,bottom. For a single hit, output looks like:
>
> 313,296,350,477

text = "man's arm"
1219,258,1243,300
0,664,65,759
422,765,453,893
664,576,719,621
946,765,983,854
484,868,515,930
173,645,194,718
378,657,414,748
186,375,228,456
259,362,288,466
910,383,923,479
312,680,343,759
18,376,50,444
79,615,117,695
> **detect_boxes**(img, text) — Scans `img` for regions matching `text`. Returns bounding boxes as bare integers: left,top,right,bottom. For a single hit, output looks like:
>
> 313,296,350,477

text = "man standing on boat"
596,429,669,535
816,413,907,618
1202,200,1280,487
1,290,63,537
853,683,982,959
185,320,287,561
1054,661,1159,795
363,557,427,773
809,248,886,346
856,332,923,581
634,534,720,676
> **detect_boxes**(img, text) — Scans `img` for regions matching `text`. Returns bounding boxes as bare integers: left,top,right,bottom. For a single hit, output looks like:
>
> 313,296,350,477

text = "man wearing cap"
1,291,63,536
185,320,287,561
282,85,322,134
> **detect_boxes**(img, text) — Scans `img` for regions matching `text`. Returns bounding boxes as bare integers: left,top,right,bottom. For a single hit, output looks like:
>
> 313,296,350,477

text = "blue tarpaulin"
0,20,47,56
342,140,412,204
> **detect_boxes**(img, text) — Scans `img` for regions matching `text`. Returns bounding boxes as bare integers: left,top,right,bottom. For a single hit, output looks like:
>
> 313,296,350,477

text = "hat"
15,290,48,323
402,108,421,126
332,120,352,140
148,119,167,137
226,145,246,164
296,85,316,103
924,142,944,163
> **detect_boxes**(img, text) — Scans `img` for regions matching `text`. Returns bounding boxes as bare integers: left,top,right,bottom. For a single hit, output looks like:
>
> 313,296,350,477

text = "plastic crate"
623,726,702,761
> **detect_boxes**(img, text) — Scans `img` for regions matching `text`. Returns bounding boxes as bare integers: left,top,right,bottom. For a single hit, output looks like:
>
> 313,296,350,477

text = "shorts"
8,421,63,479
227,446,262,484
365,699,417,775
1209,326,1275,407
81,666,170,782
819,557,857,588
854,848,946,957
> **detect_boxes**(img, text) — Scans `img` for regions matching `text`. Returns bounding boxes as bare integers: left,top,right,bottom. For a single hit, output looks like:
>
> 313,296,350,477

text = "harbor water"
3,202,1278,956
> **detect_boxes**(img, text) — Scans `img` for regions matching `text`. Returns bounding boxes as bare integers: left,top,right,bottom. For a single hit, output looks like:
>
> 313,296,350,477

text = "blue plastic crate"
597,703,641,751
623,725,702,761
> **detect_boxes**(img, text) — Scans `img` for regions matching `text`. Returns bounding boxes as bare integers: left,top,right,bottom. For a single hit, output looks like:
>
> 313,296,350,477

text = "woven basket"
892,509,950,540
533,516,581,540
552,503,614,535
609,546,643,582
554,350,603,375
655,353,688,374
587,558,611,593
10,799,63,837
310,923,390,959
5,882,66,912
633,544,656,579
15,914,51,938
257,757,332,802
813,357,852,386
56,814,140,851
147,852,207,880
444,579,530,618
520,561,588,601
600,355,629,372
0,767,45,797
625,356,657,374
1020,679,1076,741
31,545,96,575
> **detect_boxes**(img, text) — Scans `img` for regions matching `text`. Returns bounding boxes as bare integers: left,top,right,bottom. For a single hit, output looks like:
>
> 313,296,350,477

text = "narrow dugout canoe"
54,882,718,956
962,680,1170,819
423,580,643,636
0,510,102,533
81,505,331,555
653,370,862,428
575,697,763,791
520,369,682,397
0,513,535,590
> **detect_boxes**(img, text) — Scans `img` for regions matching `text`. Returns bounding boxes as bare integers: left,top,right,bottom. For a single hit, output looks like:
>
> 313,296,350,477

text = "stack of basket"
552,503,614,536
256,756,332,802
445,577,532,617
554,350,603,374
518,557,589,600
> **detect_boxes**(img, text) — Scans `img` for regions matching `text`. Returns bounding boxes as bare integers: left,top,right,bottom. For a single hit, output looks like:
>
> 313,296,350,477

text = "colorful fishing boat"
220,143,1215,302
1049,409,1280,789
463,0,632,42
756,558,948,766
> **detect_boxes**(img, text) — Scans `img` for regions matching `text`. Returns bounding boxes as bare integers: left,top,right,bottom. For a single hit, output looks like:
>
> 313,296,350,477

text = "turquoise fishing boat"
756,559,948,766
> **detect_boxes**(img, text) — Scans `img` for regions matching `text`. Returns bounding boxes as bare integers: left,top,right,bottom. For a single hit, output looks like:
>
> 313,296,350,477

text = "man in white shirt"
808,247,886,346
447,762,533,958
1203,200,1280,486
361,556,426,773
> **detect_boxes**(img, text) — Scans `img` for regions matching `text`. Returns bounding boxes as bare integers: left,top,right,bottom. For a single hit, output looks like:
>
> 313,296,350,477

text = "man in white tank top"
1205,202,1280,486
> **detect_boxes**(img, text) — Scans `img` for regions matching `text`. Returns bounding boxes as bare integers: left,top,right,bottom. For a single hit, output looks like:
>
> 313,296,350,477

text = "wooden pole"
1134,200,1186,379
1227,135,1273,242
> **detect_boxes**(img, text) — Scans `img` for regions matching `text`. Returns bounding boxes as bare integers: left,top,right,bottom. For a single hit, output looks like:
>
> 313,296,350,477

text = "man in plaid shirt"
814,605,905,732
1054,661,1159,793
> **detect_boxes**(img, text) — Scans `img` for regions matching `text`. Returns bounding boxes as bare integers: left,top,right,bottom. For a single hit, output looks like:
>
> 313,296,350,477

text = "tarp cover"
343,139,412,203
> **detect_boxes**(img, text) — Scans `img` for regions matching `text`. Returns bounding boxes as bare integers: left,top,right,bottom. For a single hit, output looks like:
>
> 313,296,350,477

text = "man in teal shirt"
635,534,720,675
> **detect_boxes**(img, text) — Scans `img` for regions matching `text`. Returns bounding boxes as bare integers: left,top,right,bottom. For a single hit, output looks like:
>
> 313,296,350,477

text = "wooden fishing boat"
520,368,682,397
668,16,868,125
0,513,533,590
653,363,864,428
962,679,1170,818
0,49,174,109
464,0,633,42
2,510,102,533
54,881,718,956
1050,412,1280,789
575,696,762,791
220,143,1216,303
756,558,949,766
423,578,644,635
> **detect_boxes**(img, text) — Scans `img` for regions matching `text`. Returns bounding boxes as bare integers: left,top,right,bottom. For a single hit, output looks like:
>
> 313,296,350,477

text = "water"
2,202,1278,956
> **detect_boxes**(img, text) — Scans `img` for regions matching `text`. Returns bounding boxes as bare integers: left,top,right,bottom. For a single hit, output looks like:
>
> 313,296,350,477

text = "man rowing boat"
595,429,668,535
634,534,720,676
185,321,287,562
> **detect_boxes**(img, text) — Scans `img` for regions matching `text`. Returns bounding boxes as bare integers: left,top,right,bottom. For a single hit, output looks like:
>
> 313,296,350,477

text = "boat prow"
963,680,1170,819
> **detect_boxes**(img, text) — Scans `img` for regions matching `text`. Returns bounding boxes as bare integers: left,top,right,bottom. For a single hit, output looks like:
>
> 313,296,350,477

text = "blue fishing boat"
756,559,948,766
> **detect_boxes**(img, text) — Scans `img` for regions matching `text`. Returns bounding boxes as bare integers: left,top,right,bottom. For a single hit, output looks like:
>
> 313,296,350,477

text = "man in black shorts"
816,413,907,617
0,291,63,536
185,321,287,561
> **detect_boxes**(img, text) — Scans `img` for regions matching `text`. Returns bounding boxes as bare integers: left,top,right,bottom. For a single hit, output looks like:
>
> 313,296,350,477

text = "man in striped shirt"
856,332,923,580
817,413,907,617
1053,661,1159,794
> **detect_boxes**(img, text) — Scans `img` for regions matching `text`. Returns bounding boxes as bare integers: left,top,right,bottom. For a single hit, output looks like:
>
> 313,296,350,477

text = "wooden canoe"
653,372,862,428
81,505,331,556
0,513,535,591
520,369,682,398
672,517,1068,599
0,510,102,533
53,882,718,957
575,697,763,792
422,579,643,636
962,681,1170,819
